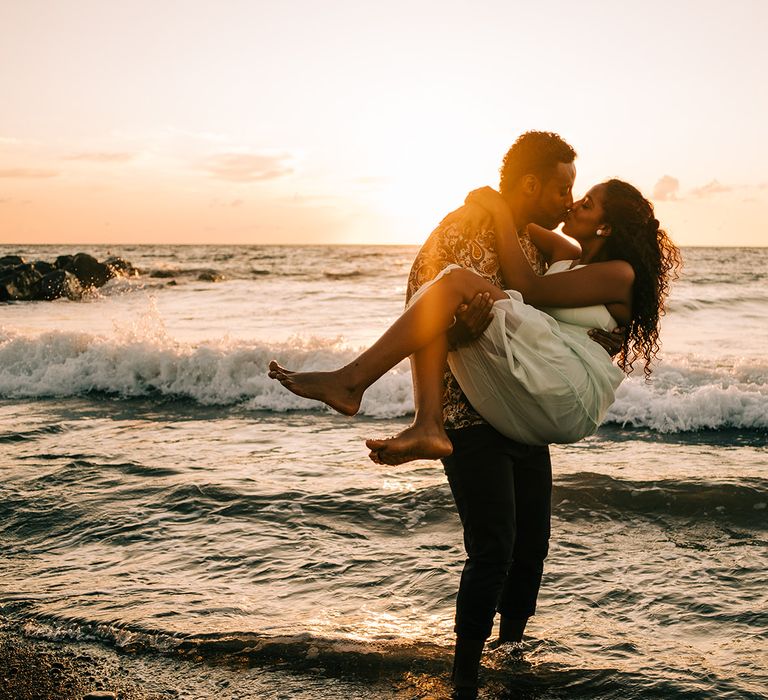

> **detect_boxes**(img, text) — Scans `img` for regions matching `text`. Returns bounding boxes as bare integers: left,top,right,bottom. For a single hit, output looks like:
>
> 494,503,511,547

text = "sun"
360,148,493,245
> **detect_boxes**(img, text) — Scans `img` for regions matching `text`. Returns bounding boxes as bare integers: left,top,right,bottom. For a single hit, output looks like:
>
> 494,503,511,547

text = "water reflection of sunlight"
304,607,451,645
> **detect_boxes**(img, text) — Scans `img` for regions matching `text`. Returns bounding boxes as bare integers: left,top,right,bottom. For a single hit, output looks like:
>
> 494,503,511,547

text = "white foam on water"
1,323,766,431
607,355,768,431
0,322,415,418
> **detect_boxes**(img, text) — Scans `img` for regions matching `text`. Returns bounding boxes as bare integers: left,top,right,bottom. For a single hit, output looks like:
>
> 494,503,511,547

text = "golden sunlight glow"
1,1,766,245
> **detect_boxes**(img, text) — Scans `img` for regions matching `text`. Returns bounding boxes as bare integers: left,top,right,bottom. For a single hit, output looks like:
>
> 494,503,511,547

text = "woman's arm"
524,223,581,265
468,188,635,309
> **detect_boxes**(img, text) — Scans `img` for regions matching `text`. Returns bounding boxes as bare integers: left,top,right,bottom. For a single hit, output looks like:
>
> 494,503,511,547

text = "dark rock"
54,254,74,269
0,264,44,301
1,252,138,300
83,693,116,700
198,270,224,282
150,269,177,278
0,255,25,268
35,270,83,301
104,256,138,277
33,260,56,276
66,253,114,288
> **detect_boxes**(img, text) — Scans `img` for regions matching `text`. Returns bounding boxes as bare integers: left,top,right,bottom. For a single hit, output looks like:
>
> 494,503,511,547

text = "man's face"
532,162,576,229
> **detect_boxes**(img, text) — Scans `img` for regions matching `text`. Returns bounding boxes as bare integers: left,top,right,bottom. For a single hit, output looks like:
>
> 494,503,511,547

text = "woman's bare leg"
366,335,452,465
268,268,505,416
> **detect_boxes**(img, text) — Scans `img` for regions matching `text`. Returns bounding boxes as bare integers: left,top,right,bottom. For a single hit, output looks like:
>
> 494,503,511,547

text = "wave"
1,329,767,431
0,424,66,443
154,473,765,528
553,473,768,527
139,266,388,282
604,357,768,432
0,327,413,418
668,294,768,314
4,611,763,699
118,474,768,528
2,470,764,545
11,614,451,677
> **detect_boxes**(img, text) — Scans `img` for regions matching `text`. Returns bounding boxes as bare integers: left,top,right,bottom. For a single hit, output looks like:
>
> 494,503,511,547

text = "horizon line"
1,242,766,249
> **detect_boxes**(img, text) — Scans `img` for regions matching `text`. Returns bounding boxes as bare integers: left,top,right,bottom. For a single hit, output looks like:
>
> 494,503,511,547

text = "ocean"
1,244,766,699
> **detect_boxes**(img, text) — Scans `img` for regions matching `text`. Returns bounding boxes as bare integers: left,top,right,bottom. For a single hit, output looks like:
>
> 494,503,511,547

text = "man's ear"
521,174,541,196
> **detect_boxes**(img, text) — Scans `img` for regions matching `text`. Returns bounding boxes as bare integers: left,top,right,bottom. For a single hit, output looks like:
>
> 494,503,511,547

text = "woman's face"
562,184,607,241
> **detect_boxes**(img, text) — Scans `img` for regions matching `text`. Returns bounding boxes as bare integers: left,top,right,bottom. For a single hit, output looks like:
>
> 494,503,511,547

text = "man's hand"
447,292,494,349
442,201,492,228
465,187,512,224
588,327,626,357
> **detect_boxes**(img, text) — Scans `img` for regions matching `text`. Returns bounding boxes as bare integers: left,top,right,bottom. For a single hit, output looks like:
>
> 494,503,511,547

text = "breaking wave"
1,328,766,431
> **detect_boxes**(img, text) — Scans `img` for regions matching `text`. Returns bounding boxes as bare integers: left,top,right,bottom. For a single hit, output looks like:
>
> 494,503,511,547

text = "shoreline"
0,626,450,699
0,628,164,700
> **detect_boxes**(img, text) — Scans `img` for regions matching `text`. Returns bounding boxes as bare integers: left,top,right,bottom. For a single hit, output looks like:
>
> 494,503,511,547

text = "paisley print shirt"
406,204,547,430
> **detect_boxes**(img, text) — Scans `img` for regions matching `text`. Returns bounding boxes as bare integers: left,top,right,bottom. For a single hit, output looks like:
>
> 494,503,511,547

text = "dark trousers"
442,424,552,641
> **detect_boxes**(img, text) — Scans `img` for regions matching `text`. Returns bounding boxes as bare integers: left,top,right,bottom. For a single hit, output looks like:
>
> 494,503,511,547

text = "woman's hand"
588,327,627,357
465,187,512,225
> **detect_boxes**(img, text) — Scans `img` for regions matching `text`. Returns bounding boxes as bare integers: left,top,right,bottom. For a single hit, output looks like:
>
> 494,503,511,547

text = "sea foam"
1,328,766,431
0,327,414,418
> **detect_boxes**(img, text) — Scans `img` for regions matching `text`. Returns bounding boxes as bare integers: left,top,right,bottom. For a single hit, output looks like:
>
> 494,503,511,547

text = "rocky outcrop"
37,269,84,301
0,253,138,302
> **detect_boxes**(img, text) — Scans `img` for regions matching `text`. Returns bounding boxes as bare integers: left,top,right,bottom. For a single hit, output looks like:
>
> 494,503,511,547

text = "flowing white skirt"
411,265,625,445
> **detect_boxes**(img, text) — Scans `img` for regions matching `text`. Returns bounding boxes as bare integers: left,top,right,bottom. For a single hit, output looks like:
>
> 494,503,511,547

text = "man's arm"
525,223,581,265
407,206,495,347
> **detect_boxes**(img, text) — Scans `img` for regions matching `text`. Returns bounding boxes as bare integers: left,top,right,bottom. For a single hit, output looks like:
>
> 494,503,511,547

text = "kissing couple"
269,131,681,699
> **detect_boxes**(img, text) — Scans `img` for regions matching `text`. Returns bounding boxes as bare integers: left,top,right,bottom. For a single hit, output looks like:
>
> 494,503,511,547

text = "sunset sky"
1,0,766,246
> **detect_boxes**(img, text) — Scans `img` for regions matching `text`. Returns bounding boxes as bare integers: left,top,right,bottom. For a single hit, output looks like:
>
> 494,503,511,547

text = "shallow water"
1,245,767,698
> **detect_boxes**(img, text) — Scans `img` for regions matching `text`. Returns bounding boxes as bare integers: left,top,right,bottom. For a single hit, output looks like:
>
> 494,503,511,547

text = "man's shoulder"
407,204,499,296
434,202,494,237
416,204,495,260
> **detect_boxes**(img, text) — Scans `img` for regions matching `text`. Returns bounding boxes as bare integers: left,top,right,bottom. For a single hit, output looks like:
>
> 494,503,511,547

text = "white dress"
411,261,625,445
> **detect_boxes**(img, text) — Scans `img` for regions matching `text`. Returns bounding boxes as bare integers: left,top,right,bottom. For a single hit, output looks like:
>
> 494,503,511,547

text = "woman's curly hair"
600,179,682,378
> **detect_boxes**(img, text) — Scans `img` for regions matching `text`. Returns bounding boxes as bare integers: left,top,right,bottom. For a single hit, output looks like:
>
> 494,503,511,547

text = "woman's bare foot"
268,360,363,416
365,423,453,465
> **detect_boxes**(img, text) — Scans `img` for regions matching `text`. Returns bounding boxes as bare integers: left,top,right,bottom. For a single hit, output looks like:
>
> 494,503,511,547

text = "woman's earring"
595,228,605,237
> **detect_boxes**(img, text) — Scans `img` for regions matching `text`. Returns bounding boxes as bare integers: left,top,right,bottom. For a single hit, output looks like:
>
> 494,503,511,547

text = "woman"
268,179,681,464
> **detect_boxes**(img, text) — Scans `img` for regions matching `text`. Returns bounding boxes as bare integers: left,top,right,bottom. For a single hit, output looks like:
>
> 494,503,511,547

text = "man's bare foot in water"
366,424,453,465
268,360,363,416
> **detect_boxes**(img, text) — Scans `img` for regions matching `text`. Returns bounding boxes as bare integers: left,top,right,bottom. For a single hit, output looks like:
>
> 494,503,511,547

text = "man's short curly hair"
499,131,577,196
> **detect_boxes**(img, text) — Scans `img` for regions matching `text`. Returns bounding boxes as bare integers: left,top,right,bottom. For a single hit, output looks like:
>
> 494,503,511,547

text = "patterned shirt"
406,203,547,430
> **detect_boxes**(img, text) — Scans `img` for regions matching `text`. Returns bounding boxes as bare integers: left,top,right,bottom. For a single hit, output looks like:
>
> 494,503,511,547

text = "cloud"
0,168,59,178
201,152,294,182
63,151,136,163
653,175,680,201
690,180,732,198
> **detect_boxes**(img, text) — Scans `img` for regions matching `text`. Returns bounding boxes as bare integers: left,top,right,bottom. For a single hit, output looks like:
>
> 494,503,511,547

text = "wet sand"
0,629,165,700
0,628,445,699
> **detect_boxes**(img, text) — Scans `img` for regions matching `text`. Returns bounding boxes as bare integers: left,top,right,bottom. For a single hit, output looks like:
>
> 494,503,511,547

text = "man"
405,131,620,699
